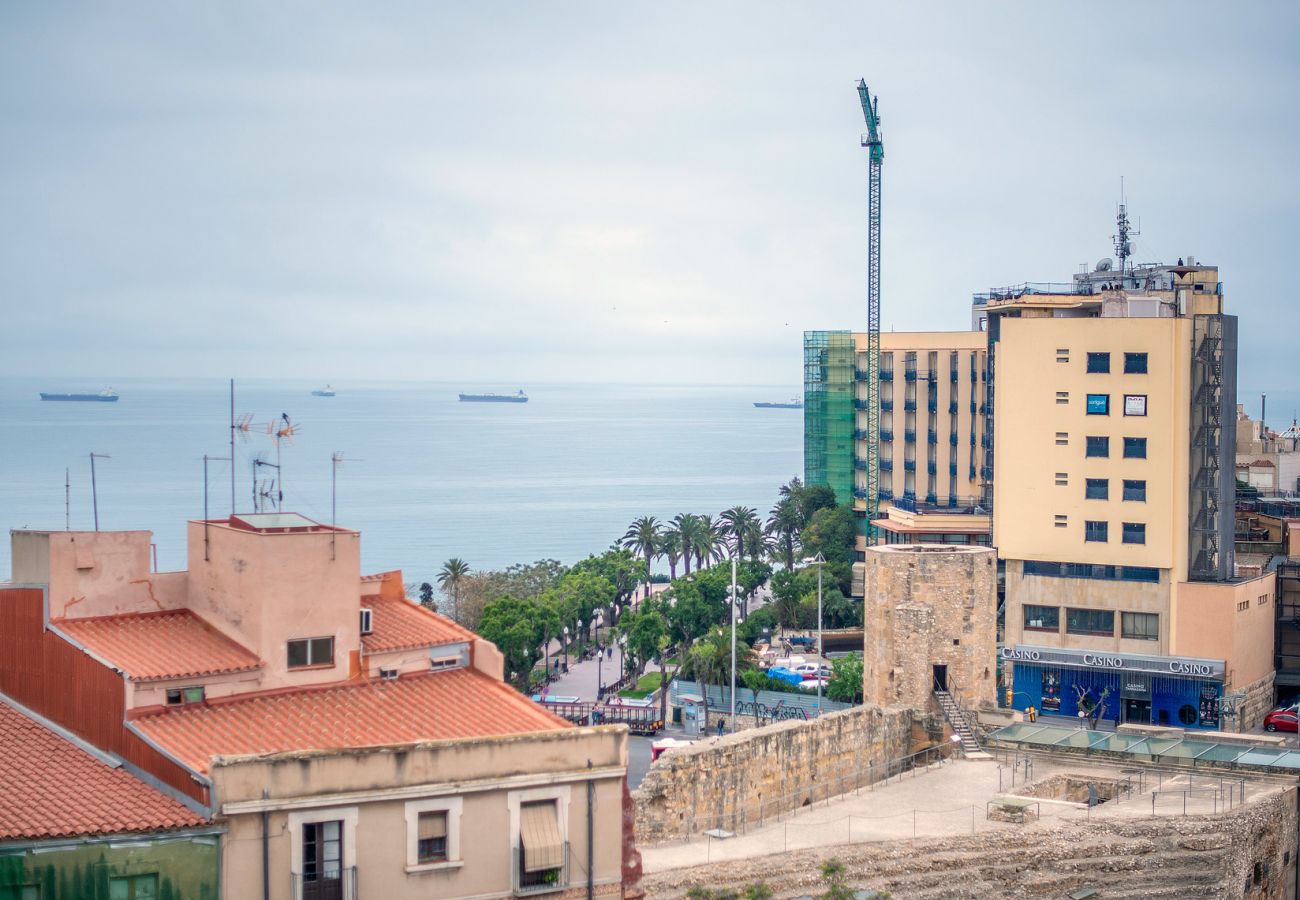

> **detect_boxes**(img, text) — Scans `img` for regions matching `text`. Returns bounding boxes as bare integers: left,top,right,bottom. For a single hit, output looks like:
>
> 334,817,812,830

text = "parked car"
793,663,832,680
797,678,828,692
1263,708,1299,733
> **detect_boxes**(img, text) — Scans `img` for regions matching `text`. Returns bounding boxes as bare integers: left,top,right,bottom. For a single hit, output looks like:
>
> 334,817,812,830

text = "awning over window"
520,801,564,872
418,811,447,840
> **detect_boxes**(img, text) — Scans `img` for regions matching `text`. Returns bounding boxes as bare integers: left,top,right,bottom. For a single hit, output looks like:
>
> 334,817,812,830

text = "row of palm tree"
620,500,801,593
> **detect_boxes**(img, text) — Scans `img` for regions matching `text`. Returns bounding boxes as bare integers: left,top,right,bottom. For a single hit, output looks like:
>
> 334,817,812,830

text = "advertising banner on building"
1001,645,1225,679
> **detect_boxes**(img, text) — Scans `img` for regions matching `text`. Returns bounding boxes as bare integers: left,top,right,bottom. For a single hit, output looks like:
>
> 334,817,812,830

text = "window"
1055,391,1070,405
1023,605,1059,632
1086,394,1110,415
1124,352,1148,374
1237,599,1250,612
1022,560,1160,583
1121,612,1158,641
287,637,335,669
1122,522,1146,545
417,811,449,863
1086,352,1111,373
1056,432,1070,446
519,800,565,889
1123,437,1148,459
1123,394,1147,417
1086,436,1110,458
1085,479,1109,500
1123,479,1147,502
1054,514,1068,528
1066,608,1115,636
1055,472,1069,486
165,686,205,706
1085,520,1109,542
1056,349,1070,363
109,875,158,900
302,820,342,887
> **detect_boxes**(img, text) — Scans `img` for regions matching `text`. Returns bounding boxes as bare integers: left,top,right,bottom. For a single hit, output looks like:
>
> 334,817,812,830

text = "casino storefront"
1003,645,1226,730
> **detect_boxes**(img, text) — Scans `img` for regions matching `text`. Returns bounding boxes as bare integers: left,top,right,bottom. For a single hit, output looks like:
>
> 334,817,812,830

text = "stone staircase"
934,689,988,759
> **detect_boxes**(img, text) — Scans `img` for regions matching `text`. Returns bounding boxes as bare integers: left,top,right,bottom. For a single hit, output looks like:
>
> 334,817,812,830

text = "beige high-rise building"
990,261,1277,730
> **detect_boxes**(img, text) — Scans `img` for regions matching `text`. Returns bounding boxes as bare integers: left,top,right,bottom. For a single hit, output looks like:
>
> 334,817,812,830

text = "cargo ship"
459,390,528,403
753,398,802,409
40,388,119,402
311,385,336,397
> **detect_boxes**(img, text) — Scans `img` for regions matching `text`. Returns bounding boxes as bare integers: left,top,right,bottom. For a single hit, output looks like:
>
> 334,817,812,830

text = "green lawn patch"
619,671,663,699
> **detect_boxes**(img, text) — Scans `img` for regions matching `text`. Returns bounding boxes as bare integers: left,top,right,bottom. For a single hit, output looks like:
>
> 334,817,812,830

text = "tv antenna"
330,451,361,560
65,468,71,531
203,454,231,560
89,452,110,531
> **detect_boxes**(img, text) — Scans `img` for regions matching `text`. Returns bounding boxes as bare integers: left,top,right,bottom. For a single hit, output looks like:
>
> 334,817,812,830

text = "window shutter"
520,801,564,872
418,811,447,840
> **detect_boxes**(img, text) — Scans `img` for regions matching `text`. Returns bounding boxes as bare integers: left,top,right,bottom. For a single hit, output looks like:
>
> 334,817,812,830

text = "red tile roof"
56,610,261,682
0,697,206,840
362,594,476,654
133,667,571,773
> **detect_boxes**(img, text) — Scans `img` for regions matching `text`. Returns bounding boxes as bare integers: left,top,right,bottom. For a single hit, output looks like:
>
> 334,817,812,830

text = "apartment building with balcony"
0,514,631,900
988,261,1277,730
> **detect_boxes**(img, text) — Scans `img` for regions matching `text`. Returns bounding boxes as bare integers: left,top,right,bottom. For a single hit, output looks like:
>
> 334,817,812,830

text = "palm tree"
436,558,470,622
742,519,771,564
698,515,727,569
767,499,801,570
621,516,662,599
690,627,757,732
720,506,760,559
670,514,705,577
658,530,683,581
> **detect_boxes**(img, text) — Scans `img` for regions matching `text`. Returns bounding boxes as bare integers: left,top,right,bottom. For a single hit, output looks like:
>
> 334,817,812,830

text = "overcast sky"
2,3,1297,387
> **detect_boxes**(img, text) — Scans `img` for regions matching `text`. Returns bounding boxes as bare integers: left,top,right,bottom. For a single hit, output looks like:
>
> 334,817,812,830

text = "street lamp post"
730,556,738,734
597,650,604,700
562,626,570,670
801,553,827,716
618,633,627,689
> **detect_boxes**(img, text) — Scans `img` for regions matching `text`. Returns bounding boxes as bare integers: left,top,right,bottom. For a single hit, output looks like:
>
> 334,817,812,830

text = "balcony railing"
853,428,870,440
515,843,570,895
854,458,868,470
892,496,989,515
292,868,358,900
878,489,893,501
949,433,958,446
904,430,917,443
853,398,869,410
927,429,938,444
880,459,893,471
880,369,894,381
903,399,917,412
880,429,894,442
903,460,916,472
853,488,868,500
927,461,937,475
972,282,1093,305
880,399,894,412
928,398,938,413
904,369,918,382
948,402,958,415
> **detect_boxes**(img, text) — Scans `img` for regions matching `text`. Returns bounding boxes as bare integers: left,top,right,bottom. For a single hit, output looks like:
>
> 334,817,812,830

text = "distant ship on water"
753,398,802,409
40,388,119,403
312,385,336,397
459,390,528,403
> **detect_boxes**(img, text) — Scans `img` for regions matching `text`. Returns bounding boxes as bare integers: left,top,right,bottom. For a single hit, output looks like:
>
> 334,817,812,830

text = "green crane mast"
857,78,883,544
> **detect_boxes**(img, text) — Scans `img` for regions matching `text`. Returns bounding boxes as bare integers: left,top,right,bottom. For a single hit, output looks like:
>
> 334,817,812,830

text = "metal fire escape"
857,78,883,544
1189,313,1231,581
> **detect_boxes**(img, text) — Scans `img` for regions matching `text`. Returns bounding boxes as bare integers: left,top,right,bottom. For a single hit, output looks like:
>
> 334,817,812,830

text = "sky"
2,3,1298,389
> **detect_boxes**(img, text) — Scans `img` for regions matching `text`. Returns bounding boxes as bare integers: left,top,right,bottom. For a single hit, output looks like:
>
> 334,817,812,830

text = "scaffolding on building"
803,331,855,506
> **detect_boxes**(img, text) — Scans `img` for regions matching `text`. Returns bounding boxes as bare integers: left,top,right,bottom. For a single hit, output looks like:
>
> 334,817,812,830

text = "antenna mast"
229,379,236,516
89,453,110,531
1113,177,1139,281
203,454,231,560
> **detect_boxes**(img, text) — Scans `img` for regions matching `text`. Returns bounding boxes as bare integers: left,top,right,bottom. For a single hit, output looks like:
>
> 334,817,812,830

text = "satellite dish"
1095,258,1113,272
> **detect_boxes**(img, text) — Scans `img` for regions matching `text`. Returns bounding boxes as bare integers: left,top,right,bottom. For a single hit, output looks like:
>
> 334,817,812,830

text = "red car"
1263,708,1299,733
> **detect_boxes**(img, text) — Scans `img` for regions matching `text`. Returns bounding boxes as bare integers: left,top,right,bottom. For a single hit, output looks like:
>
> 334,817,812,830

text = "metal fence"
669,679,853,720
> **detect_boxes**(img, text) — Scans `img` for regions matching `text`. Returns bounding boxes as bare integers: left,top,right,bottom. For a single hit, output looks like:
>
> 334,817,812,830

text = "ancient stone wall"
633,703,913,844
1236,671,1277,732
642,782,1299,899
862,545,997,711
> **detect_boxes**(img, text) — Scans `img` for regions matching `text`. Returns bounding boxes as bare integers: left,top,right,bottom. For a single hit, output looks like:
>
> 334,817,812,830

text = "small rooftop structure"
0,696,205,840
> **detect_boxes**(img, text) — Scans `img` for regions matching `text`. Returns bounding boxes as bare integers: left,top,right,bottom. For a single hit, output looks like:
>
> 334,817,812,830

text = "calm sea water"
0,378,803,582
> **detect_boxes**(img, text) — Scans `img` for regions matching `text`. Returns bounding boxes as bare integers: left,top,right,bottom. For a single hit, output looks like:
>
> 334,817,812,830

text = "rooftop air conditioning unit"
380,668,399,681
359,607,373,636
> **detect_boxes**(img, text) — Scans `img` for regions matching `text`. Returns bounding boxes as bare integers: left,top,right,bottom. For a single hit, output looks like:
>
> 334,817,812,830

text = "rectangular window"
1121,612,1158,641
1054,514,1068,527
110,875,159,900
1056,348,1070,363
1124,394,1147,417
1023,605,1059,632
1055,391,1070,405
1055,432,1069,446
417,811,449,863
1122,522,1146,545
1084,520,1109,542
1066,608,1115,636
1022,560,1160,583
166,687,205,706
1124,352,1148,374
1123,479,1147,502
1123,437,1148,459
1055,472,1069,486
1085,478,1109,500
1086,352,1111,373
1086,436,1110,458
1237,599,1250,612
519,800,565,887
1086,394,1110,415
288,636,335,669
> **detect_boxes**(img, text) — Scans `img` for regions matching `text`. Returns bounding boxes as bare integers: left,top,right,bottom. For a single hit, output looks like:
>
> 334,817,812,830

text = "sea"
0,378,804,583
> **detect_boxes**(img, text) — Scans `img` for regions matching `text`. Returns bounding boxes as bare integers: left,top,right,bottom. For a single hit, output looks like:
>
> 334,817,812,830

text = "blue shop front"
1003,645,1226,730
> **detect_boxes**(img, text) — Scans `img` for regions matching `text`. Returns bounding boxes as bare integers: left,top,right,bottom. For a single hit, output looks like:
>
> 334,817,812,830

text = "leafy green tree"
417,581,435,611
621,604,668,678
478,595,543,689
769,568,803,629
827,655,864,704
801,505,857,594
686,627,757,730
766,498,802,570
436,559,470,619
572,549,645,616
621,516,662,598
662,582,716,650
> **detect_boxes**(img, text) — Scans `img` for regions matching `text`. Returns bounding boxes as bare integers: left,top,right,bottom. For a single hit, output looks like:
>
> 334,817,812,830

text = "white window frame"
404,796,464,873
287,806,358,900
507,785,571,868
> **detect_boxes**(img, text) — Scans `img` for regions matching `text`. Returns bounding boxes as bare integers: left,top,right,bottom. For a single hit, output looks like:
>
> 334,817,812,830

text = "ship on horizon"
312,384,336,397
753,398,802,409
459,389,528,403
40,388,119,403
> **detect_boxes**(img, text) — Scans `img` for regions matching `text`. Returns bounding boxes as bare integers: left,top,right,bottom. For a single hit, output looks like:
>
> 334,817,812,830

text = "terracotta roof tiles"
133,667,570,774
0,697,206,840
362,594,476,654
56,610,261,682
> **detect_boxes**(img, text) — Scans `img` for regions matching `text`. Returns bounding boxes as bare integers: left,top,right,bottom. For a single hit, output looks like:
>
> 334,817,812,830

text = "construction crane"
857,78,883,544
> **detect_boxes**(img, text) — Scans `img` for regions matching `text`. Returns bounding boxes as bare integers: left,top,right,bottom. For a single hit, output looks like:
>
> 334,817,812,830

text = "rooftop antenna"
1113,176,1139,281
330,451,360,560
229,379,236,516
251,453,279,513
88,453,110,531
203,454,231,560
64,468,70,531
267,413,298,510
